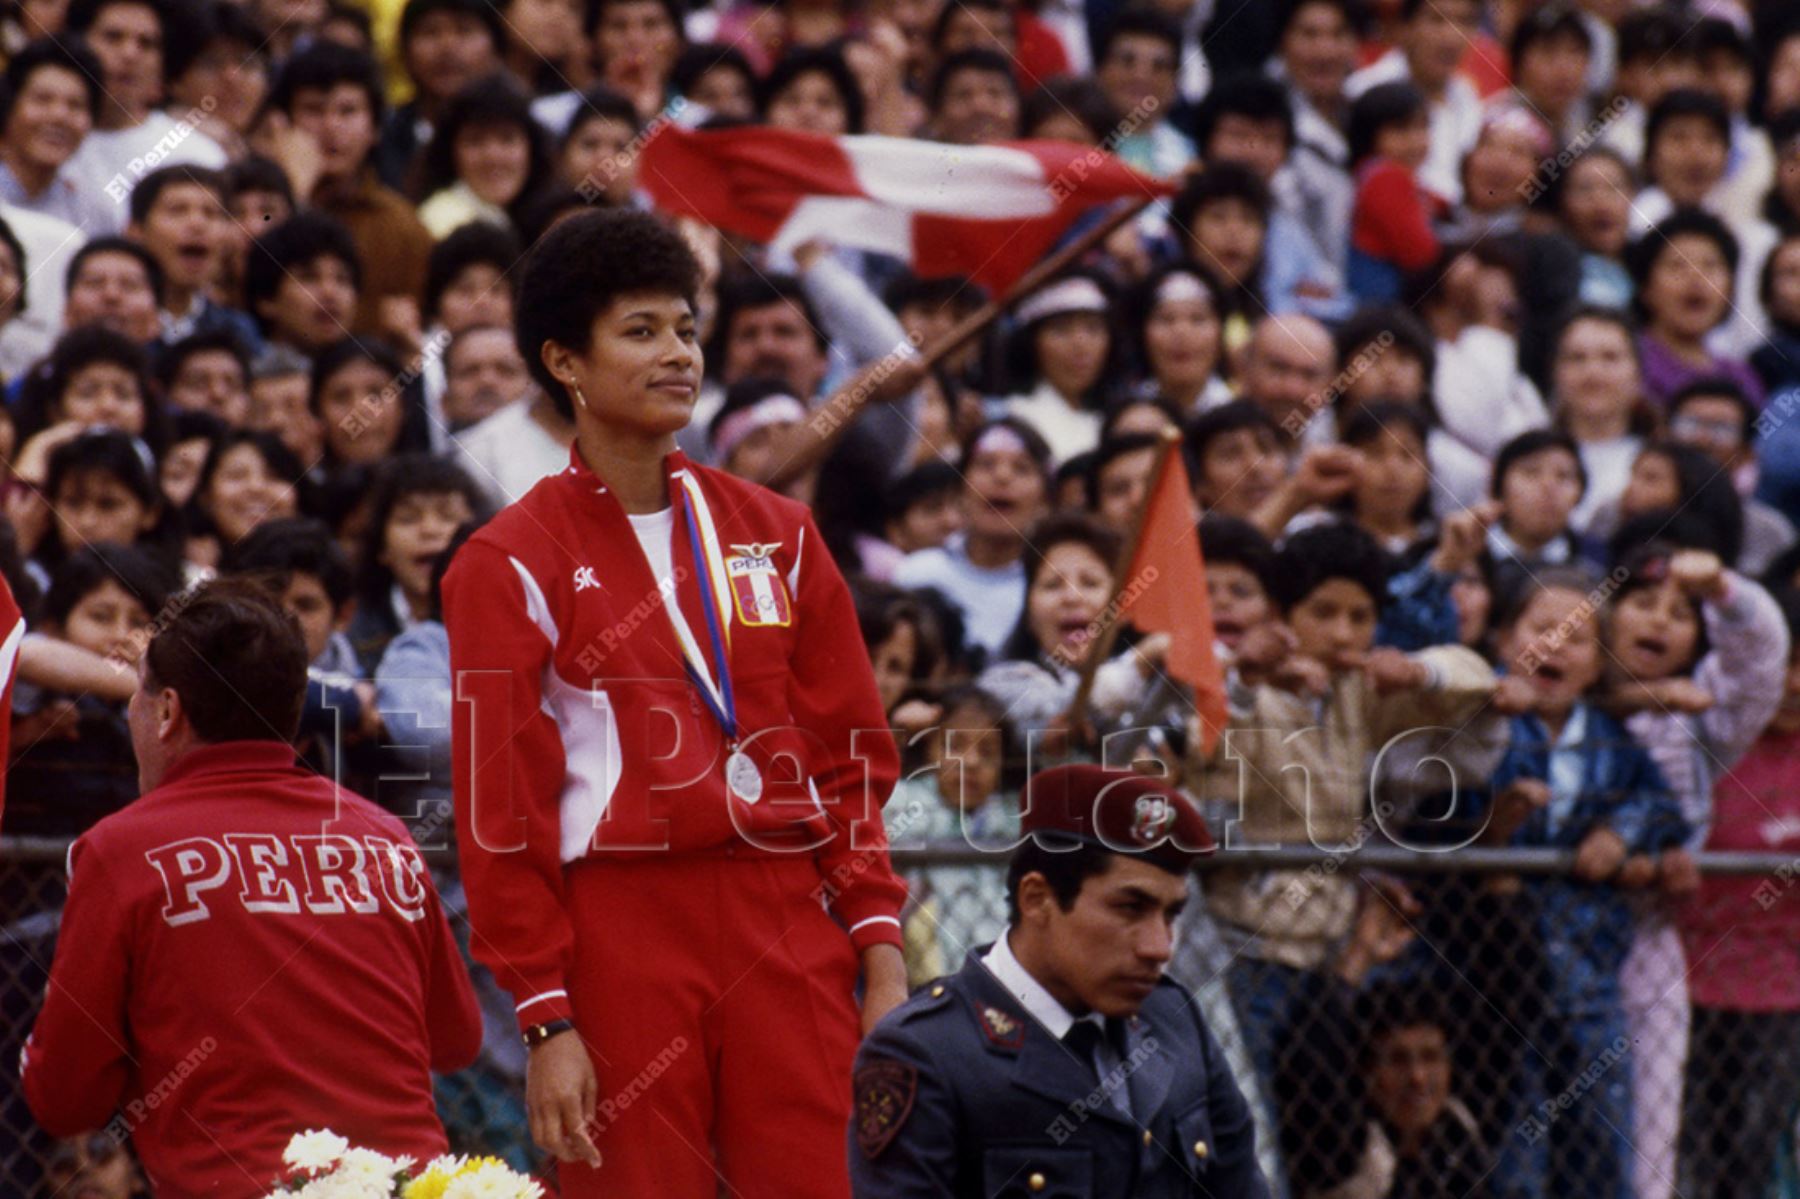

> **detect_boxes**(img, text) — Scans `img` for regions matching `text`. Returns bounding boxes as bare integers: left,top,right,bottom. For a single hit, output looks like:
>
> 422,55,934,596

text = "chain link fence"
3,837,1799,1197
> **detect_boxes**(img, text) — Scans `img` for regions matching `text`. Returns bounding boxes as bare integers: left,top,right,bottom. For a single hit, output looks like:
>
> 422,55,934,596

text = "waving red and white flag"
637,125,1173,294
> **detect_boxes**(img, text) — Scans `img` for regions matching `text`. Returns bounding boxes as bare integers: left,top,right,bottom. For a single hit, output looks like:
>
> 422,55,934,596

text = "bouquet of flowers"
266,1130,546,1198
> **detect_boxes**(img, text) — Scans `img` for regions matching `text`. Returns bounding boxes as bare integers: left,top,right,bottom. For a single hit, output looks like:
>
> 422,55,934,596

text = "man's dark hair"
144,576,310,743
1094,7,1181,64
1085,432,1163,509
709,270,828,367
1334,303,1436,384
1276,0,1366,39
44,542,181,630
1270,523,1391,614
168,0,266,82
1668,375,1754,441
226,516,356,608
1170,161,1272,240
514,208,700,420
424,220,521,323
1199,513,1276,595
761,46,865,134
926,47,1016,114
399,0,504,55
1186,399,1280,475
268,39,387,125
1616,6,1694,67
582,0,684,40
1492,427,1587,500
1357,978,1449,1063
45,325,151,408
307,335,404,417
66,236,165,305
1005,837,1124,924
928,0,1008,52
156,327,252,391
1191,72,1295,161
0,37,103,129
883,458,961,523
1508,1,1590,65
243,212,362,329
1645,88,1730,160
564,83,640,144
128,164,225,226
223,154,297,209
883,271,983,316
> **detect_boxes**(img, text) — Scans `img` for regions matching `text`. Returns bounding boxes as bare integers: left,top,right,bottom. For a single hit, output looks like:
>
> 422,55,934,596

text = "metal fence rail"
3,839,1797,1197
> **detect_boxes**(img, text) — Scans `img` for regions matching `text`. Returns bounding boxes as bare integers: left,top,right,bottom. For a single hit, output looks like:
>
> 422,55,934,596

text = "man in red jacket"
21,579,481,1197
445,208,909,1195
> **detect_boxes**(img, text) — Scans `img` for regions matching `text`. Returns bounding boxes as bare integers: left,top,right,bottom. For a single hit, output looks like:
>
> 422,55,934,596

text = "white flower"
336,1147,409,1181
283,1130,349,1174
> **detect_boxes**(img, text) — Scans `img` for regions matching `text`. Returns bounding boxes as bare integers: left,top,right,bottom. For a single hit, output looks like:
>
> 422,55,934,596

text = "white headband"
1154,271,1210,306
713,393,807,460
1014,276,1108,327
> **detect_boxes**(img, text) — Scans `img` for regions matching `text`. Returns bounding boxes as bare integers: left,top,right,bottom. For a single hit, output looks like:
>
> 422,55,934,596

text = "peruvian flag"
637,125,1174,294
1118,437,1228,756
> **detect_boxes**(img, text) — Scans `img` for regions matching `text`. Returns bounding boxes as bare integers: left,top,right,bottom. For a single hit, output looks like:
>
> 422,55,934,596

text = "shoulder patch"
977,1003,1025,1050
855,1057,918,1160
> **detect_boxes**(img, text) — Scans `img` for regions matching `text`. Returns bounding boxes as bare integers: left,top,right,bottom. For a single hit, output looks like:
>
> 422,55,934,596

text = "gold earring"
567,378,588,410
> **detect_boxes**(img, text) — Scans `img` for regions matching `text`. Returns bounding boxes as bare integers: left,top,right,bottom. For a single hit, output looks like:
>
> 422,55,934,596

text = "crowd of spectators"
0,0,1799,1192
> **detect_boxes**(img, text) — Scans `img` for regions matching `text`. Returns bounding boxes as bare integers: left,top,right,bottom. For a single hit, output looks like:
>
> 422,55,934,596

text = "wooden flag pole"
915,195,1157,372
1063,426,1185,737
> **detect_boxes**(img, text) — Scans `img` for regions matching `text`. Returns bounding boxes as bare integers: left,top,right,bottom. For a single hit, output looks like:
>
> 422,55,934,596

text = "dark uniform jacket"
851,950,1270,1198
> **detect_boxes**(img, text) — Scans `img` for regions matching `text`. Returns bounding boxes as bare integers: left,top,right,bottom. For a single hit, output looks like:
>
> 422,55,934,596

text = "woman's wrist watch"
523,1019,575,1049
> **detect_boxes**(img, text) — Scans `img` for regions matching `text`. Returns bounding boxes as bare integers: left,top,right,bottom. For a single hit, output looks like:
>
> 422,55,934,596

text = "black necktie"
1063,1020,1133,1119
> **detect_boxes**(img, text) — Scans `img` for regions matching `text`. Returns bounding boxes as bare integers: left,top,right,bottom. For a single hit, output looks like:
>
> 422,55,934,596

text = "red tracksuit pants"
559,847,862,1196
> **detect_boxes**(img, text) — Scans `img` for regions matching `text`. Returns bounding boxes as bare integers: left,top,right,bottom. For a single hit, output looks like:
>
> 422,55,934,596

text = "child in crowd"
892,418,1051,663
224,517,378,789
1677,588,1800,1199
348,455,488,677
1315,401,1435,555
1197,513,1276,661
1607,445,1745,567
1201,523,1495,1088
881,459,963,558
1187,400,1289,523
32,431,172,583
183,430,304,569
160,410,227,511
1346,81,1445,304
1485,429,1597,606
974,511,1167,733
1601,538,1786,1199
1482,568,1690,1199
881,684,1014,987
7,545,180,835
1664,377,1796,573
1628,208,1764,409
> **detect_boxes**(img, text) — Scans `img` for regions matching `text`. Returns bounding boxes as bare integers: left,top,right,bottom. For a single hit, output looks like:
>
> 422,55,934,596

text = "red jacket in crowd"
442,447,906,1033
21,741,481,1198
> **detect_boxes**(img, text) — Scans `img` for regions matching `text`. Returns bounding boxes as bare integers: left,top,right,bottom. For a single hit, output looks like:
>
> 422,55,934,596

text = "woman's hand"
860,943,908,1036
527,1028,602,1167
1573,827,1629,883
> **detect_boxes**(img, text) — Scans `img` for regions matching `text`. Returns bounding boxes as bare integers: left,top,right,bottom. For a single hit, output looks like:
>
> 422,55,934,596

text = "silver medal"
727,749,763,803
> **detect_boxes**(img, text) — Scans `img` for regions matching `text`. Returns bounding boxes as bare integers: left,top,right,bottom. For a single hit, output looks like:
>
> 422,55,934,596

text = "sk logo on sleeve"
725,543,791,627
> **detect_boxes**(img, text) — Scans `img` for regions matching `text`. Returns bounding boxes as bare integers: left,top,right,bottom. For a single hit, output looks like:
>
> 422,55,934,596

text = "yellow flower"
403,1168,454,1199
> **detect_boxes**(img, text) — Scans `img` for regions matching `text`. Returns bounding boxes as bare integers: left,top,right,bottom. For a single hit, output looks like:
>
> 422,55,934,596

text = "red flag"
637,124,1173,295
1119,440,1227,755
0,574,23,826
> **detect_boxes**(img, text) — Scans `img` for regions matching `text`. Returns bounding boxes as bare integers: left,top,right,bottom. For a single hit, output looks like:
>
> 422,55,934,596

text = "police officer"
851,764,1270,1198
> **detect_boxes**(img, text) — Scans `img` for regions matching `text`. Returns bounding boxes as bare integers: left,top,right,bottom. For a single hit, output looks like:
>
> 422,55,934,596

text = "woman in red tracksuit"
442,208,910,1195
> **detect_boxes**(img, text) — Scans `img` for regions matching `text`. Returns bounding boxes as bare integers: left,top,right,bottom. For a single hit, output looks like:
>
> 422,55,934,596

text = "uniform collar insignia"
978,1003,1025,1050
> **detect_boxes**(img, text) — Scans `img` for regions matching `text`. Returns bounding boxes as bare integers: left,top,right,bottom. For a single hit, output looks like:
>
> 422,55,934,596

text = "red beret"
1020,765,1215,872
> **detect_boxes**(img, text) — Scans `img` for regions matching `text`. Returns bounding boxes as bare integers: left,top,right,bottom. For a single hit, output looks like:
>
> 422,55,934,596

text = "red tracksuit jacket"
442,448,905,1032
21,741,481,1197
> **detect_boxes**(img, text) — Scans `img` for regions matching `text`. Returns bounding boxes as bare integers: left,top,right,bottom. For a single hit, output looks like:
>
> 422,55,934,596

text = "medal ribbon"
671,472,737,743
